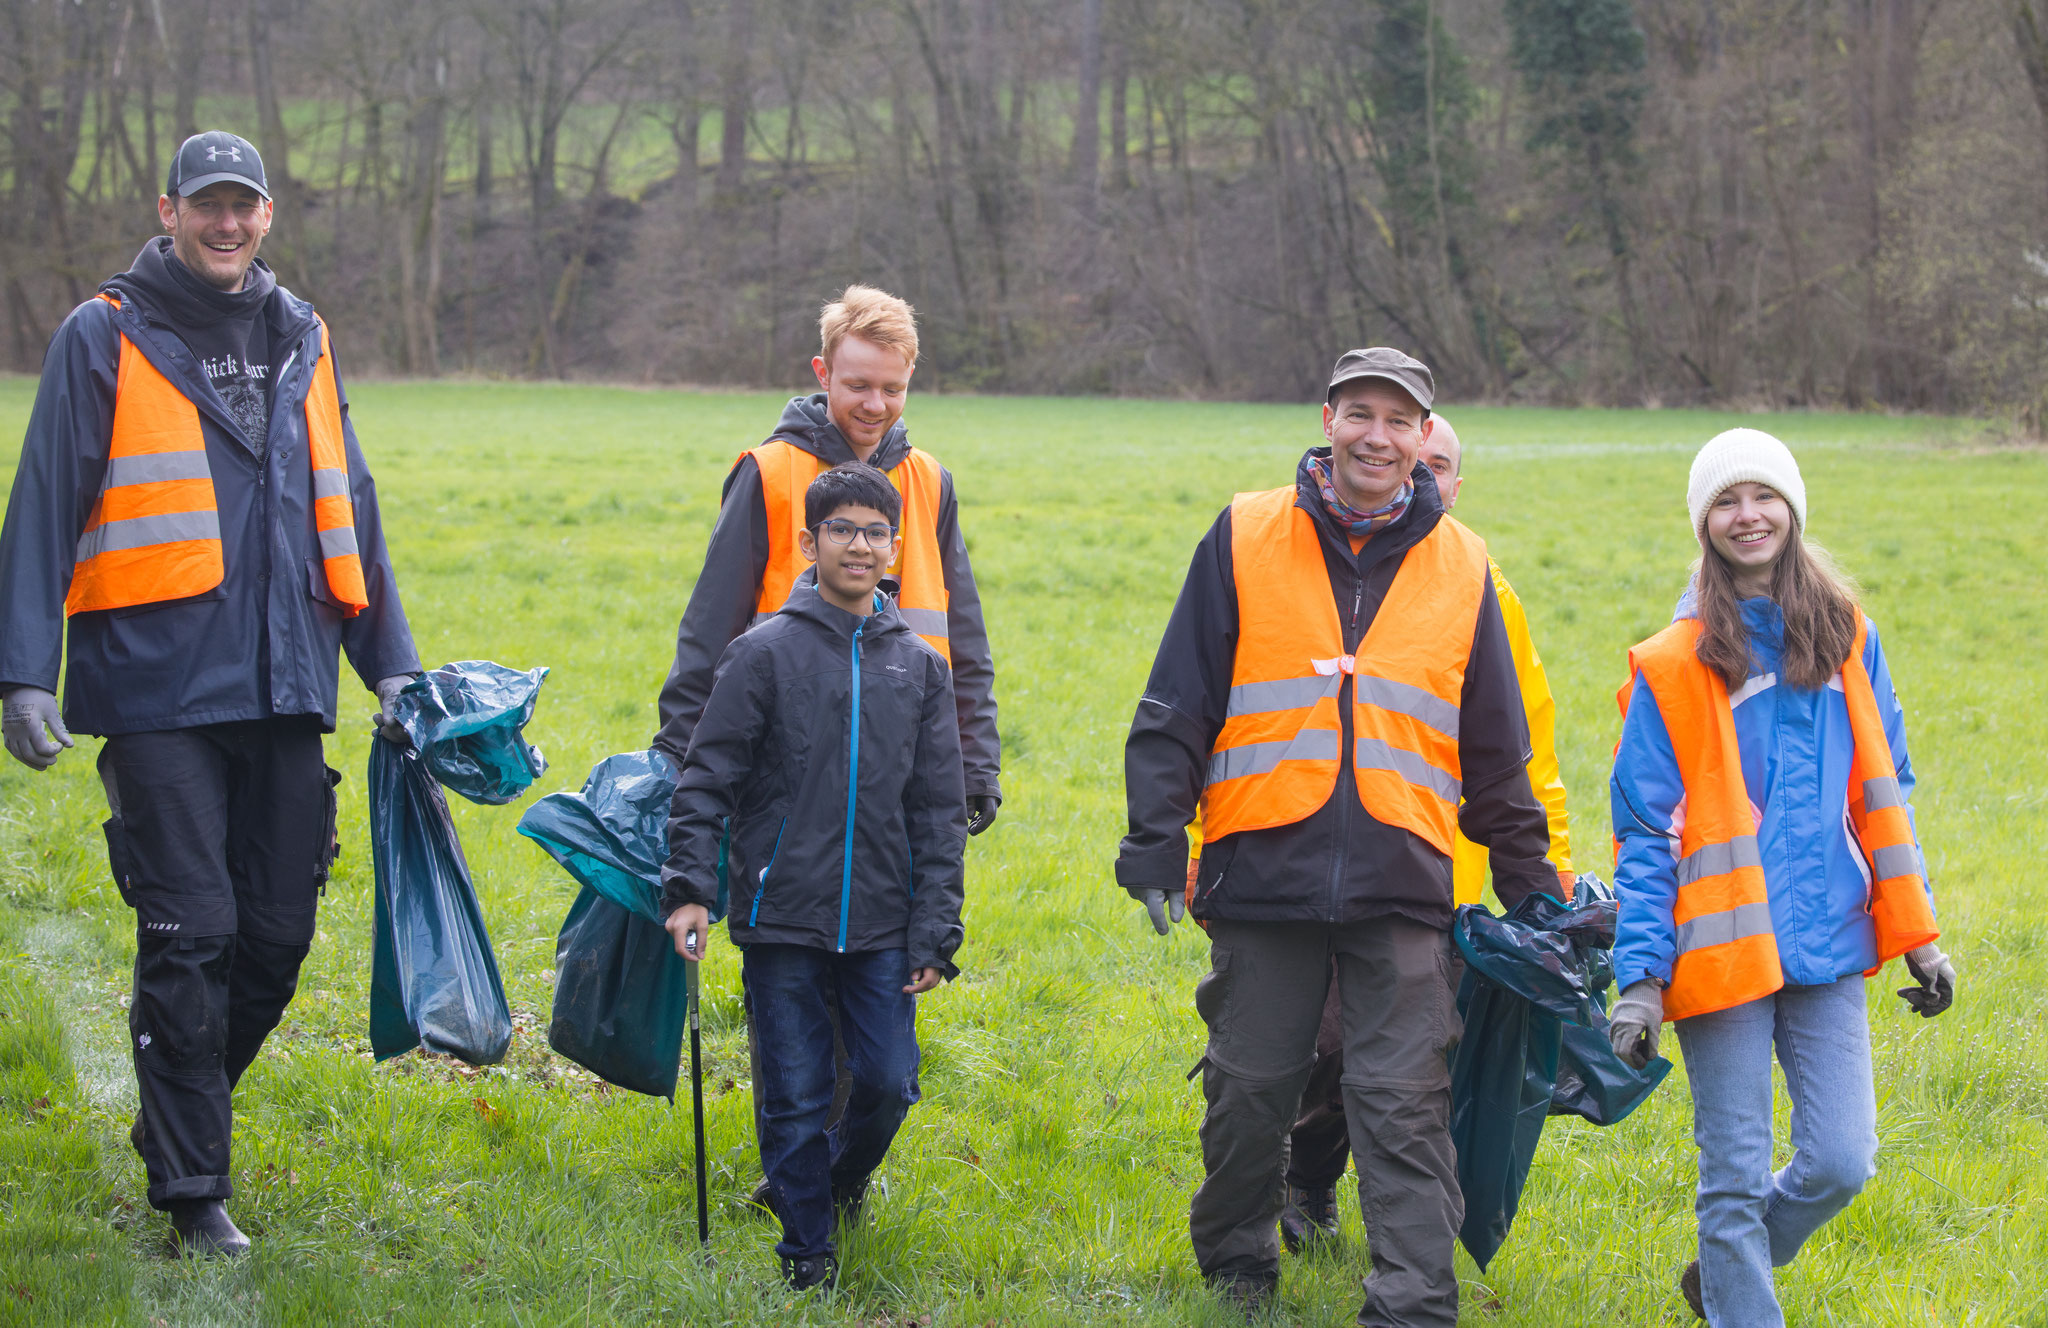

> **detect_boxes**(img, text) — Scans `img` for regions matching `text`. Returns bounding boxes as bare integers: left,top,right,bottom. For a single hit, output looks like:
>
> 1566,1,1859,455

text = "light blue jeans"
1674,976,1878,1328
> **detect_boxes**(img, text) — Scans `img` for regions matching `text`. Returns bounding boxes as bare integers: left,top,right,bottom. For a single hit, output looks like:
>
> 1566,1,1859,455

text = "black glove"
2,686,72,771
1897,943,1955,1018
966,794,1000,836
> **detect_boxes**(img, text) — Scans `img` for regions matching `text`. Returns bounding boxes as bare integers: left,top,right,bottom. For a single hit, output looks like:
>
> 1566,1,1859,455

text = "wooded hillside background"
6,0,2048,412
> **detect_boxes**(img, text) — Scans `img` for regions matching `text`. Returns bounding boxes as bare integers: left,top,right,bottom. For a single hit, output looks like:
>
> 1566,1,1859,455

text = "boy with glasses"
661,463,968,1294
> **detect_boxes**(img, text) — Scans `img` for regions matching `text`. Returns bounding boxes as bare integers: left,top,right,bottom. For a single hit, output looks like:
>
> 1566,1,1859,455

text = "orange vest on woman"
748,439,951,660
1203,486,1489,854
1620,614,1938,1021
66,296,369,618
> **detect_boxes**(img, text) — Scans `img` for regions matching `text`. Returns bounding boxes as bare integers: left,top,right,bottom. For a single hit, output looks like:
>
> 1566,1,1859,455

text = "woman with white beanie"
1602,428,1957,1324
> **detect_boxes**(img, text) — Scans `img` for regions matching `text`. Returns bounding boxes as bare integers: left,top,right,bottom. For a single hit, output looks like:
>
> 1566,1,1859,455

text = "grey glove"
1607,979,1665,1069
967,794,1000,836
1135,887,1184,936
371,674,417,746
1898,942,1955,1018
2,686,73,771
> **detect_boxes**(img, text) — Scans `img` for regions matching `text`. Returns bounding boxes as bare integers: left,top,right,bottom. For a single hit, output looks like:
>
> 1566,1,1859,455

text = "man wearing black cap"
0,131,421,1256
1115,348,1556,1324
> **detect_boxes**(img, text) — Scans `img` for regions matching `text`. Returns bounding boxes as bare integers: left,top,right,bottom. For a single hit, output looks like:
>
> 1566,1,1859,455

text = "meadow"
0,379,2044,1327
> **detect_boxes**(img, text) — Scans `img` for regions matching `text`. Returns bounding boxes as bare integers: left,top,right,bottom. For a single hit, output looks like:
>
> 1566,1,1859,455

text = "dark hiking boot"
746,1176,780,1220
129,1112,146,1159
1278,1182,1339,1253
780,1253,839,1293
1207,1269,1278,1320
832,1175,871,1230
169,1200,250,1258
1679,1260,1705,1320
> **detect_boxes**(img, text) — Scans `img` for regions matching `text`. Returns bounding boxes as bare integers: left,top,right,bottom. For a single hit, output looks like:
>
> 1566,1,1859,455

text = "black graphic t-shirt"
126,239,278,452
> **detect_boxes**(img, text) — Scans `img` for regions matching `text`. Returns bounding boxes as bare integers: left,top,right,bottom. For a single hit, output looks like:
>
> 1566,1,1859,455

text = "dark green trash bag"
517,749,726,1099
368,662,548,1065
1450,875,1671,1269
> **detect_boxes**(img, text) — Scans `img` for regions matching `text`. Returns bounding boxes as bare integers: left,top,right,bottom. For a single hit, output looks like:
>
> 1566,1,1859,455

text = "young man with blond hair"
651,284,998,1226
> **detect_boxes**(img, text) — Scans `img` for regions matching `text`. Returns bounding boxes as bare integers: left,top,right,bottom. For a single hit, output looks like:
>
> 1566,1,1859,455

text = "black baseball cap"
1327,347,1434,412
166,132,269,201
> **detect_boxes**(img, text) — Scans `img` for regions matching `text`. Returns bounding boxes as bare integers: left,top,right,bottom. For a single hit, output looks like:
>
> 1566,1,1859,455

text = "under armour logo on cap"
167,130,268,200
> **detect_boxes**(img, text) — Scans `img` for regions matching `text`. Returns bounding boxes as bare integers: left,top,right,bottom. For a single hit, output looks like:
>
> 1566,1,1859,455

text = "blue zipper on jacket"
838,616,866,952
748,817,787,926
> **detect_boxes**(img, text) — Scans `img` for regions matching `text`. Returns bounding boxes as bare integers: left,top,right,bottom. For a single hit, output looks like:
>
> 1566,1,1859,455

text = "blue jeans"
1675,977,1878,1327
744,944,921,1260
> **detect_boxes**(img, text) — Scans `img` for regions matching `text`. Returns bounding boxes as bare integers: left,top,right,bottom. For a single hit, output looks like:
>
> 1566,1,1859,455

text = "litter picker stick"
685,933,709,1245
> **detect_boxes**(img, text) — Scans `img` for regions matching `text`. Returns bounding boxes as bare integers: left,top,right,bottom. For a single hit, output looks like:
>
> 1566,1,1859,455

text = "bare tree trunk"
398,37,449,375
1069,0,1102,193
717,0,753,198
247,0,310,289
2010,1,2048,171
1107,41,1129,190
171,0,208,139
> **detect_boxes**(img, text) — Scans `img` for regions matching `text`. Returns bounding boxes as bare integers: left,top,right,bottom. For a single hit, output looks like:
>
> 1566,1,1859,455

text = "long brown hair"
1693,531,1861,692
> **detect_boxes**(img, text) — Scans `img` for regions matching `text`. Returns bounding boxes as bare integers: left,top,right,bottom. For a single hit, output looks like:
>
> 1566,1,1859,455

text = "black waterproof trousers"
98,718,337,1210
1190,918,1464,1328
1285,963,1353,1191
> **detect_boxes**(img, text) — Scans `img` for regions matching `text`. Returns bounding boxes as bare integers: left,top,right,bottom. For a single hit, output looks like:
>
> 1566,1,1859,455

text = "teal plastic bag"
394,661,550,805
1450,876,1671,1269
518,750,726,1098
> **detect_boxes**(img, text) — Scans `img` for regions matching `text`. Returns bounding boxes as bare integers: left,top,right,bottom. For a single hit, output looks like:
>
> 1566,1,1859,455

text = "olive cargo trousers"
1190,917,1463,1328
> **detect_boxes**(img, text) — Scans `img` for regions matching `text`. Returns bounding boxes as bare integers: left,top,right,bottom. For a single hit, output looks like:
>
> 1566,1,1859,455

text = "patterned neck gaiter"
1306,454,1414,538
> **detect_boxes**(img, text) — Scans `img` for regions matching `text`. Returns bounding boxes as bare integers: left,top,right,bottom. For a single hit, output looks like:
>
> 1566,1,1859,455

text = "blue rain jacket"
1611,596,1926,992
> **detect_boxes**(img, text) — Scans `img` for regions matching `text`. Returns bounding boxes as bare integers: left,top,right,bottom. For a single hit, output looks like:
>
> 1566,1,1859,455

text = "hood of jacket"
100,237,313,344
770,393,914,472
775,565,920,645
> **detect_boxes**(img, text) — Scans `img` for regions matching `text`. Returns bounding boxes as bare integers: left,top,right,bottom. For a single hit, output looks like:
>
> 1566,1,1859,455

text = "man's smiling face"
157,181,272,292
1321,379,1430,511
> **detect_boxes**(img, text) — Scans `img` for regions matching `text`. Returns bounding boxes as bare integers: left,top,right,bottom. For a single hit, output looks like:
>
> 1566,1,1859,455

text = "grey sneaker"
1278,1183,1338,1253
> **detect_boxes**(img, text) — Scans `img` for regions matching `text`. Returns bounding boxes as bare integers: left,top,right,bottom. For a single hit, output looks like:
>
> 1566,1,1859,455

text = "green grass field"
1,380,2043,1326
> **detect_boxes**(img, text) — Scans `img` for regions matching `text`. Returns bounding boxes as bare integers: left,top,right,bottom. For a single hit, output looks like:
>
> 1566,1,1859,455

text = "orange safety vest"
1203,486,1489,854
748,439,951,661
1620,614,1938,1022
67,297,369,618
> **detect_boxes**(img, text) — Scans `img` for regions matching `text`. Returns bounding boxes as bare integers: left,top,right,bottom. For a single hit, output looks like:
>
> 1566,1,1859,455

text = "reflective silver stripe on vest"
75,509,222,561
1862,776,1904,812
1871,843,1919,882
1675,835,1762,888
1353,738,1461,804
1226,674,1341,718
898,606,949,638
1355,674,1461,740
311,468,351,500
105,451,212,489
1674,899,1774,955
317,525,360,560
1206,728,1343,785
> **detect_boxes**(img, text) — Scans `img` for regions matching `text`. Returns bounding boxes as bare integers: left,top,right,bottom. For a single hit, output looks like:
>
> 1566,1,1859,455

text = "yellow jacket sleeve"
1452,560,1573,905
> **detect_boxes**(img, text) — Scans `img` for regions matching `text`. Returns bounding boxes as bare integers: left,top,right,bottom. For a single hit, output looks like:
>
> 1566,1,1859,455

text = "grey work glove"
966,795,1000,836
2,686,73,772
1898,942,1955,1018
371,674,417,746
1135,887,1184,936
1608,979,1665,1069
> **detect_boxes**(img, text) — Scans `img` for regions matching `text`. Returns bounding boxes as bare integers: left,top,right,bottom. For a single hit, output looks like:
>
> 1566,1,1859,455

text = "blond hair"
819,285,919,367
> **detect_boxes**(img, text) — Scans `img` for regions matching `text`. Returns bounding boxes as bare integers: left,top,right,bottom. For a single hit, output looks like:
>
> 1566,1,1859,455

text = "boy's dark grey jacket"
662,569,969,976
651,394,1000,804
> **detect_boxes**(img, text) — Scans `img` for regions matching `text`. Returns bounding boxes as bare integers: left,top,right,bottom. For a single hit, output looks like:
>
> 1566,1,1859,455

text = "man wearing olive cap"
1115,348,1558,1324
0,131,420,1257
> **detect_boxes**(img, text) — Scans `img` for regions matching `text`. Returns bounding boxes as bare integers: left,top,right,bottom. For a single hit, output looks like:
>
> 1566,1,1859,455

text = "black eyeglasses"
816,519,897,547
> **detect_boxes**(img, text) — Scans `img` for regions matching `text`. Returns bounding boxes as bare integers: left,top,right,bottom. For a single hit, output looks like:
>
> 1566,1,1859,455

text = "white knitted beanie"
1686,428,1807,539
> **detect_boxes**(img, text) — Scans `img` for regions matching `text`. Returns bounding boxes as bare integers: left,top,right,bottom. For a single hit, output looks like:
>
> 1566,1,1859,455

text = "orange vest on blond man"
66,295,369,619
1620,614,1937,1022
1203,486,1489,853
748,439,950,660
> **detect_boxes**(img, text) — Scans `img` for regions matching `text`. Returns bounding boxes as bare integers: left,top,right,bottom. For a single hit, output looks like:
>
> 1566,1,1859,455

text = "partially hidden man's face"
798,502,901,609
157,182,271,292
1419,416,1462,511
1321,380,1430,512
812,336,914,457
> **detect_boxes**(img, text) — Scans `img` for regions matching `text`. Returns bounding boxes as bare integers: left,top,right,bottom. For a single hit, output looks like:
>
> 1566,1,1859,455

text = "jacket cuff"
966,784,1001,803
1115,846,1186,895
1613,955,1673,992
910,953,961,981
